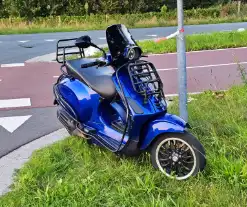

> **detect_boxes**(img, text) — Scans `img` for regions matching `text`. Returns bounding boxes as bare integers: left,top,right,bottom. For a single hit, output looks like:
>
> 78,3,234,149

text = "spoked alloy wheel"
151,133,206,180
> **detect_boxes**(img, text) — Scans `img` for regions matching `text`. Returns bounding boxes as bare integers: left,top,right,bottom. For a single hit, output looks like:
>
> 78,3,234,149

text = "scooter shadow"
83,137,152,167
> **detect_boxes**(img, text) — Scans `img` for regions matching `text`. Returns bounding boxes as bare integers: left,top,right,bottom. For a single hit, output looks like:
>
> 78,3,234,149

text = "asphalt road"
0,47,247,157
0,107,62,157
0,22,247,64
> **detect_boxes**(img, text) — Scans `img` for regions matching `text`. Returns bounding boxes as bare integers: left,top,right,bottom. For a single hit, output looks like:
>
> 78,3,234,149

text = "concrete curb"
0,128,69,196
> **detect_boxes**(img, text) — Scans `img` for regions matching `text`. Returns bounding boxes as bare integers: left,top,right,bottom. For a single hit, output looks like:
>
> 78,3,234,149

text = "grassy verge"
139,30,247,54
0,84,247,206
67,30,247,60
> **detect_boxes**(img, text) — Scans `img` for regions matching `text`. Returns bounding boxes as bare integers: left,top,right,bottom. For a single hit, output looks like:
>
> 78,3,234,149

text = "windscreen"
106,24,138,60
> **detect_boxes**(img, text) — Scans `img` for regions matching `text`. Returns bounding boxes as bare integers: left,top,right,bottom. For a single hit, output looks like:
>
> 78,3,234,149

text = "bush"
1,0,244,19
184,7,221,18
1,3,247,34
164,0,231,10
160,4,168,15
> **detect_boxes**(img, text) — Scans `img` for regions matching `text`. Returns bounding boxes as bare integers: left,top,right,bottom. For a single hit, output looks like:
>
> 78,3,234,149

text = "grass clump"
0,84,247,206
139,30,247,54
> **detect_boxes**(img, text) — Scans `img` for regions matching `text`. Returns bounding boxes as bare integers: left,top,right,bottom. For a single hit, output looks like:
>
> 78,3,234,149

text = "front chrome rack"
128,60,165,102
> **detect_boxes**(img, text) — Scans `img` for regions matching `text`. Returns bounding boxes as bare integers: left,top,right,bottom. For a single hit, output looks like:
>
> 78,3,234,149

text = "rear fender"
55,77,99,123
140,113,189,150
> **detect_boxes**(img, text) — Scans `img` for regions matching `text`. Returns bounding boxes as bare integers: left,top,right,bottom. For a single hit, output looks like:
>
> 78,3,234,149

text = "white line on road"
99,37,106,40
0,98,31,109
53,76,59,78
0,41,2,43
158,61,247,71
0,79,2,82
1,63,25,67
166,91,203,97
18,40,29,43
44,39,56,42
147,34,158,37
148,47,247,56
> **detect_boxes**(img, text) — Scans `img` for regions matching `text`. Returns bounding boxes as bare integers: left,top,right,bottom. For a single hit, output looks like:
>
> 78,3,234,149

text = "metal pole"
176,0,188,122
238,1,241,16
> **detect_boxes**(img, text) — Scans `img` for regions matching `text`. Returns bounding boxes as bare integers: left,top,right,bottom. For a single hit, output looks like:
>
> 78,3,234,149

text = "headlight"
126,46,141,60
128,48,136,60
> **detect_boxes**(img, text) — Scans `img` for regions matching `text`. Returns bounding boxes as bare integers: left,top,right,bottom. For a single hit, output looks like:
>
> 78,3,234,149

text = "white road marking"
157,61,247,71
166,92,203,97
0,98,31,109
1,63,25,67
0,79,2,82
0,115,32,133
147,34,158,37
148,47,247,56
18,40,29,43
0,41,2,43
45,39,56,42
53,76,59,78
99,37,106,40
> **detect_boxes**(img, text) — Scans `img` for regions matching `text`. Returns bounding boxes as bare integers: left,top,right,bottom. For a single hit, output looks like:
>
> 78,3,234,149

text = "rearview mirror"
75,35,92,49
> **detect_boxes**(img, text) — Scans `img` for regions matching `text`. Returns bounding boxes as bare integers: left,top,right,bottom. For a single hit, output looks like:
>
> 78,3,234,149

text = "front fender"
140,113,188,150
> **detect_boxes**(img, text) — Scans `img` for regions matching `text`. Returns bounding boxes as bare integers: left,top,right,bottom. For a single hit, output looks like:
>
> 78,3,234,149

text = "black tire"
150,132,206,180
86,138,94,145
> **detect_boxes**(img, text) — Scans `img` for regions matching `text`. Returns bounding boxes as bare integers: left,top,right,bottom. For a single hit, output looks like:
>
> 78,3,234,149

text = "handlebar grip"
81,62,98,68
81,60,107,68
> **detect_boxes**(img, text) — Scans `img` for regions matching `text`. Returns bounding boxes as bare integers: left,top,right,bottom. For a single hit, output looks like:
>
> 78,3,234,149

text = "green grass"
139,30,247,54
1,84,247,206
66,30,247,61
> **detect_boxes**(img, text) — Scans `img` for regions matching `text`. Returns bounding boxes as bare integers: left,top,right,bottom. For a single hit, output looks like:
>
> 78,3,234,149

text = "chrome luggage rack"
128,60,165,102
56,38,84,64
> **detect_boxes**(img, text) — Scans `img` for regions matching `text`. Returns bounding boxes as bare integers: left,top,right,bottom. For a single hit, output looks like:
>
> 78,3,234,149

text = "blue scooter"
53,24,206,180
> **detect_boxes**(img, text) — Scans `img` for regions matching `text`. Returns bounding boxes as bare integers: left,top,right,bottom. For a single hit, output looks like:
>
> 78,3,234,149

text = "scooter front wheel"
150,132,206,180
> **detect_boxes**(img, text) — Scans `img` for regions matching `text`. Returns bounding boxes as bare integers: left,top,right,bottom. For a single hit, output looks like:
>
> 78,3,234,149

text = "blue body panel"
57,77,129,149
56,58,188,152
58,78,100,123
112,69,167,142
140,113,187,150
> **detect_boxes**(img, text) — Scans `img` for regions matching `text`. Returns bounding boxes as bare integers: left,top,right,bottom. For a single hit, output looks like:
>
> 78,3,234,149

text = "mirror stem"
91,43,107,59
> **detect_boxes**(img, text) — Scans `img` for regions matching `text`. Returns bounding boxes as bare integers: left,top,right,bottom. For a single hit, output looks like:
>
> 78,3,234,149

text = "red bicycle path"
0,47,247,110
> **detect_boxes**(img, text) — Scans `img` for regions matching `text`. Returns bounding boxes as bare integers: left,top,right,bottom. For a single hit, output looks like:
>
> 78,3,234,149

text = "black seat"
65,58,116,100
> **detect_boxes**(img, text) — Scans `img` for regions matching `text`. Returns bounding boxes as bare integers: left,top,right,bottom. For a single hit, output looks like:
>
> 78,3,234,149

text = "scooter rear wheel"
150,132,206,180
